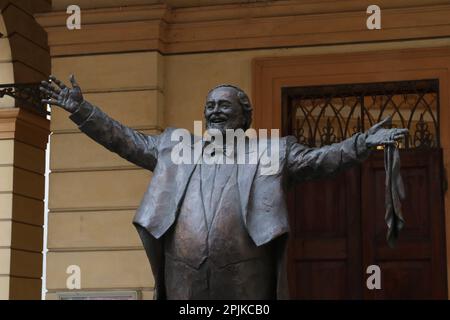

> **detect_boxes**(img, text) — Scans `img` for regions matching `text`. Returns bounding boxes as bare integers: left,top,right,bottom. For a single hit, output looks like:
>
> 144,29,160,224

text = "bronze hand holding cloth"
384,135,405,248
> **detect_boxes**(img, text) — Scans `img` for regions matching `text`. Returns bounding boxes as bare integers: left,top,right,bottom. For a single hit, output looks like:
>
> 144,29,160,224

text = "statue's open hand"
365,116,409,148
40,74,84,113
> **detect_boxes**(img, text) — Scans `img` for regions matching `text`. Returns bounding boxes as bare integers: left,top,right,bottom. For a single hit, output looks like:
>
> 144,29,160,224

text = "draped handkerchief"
384,144,405,248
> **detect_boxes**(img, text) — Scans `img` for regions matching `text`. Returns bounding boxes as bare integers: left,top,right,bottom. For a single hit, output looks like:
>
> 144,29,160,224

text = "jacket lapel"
173,137,204,212
237,145,260,225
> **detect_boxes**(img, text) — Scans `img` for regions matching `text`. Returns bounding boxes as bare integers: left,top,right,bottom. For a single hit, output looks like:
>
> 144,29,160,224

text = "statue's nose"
212,104,221,113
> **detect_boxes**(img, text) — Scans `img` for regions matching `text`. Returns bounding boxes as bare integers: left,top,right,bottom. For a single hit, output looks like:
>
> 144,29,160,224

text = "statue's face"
205,87,245,133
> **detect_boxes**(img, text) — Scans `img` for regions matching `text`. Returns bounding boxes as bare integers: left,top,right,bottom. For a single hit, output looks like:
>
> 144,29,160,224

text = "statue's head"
204,85,253,134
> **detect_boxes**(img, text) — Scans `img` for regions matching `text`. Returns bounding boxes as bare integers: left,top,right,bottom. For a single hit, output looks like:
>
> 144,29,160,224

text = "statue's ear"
238,91,250,105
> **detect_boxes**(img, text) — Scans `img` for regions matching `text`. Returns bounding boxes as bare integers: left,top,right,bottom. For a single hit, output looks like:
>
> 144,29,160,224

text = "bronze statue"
40,75,408,300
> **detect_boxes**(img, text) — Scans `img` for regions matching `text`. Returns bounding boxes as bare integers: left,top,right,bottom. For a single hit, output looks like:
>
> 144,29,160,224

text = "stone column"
0,108,49,299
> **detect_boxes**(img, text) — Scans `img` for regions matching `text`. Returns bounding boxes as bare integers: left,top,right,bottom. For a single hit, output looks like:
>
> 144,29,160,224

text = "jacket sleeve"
286,133,370,182
69,100,160,171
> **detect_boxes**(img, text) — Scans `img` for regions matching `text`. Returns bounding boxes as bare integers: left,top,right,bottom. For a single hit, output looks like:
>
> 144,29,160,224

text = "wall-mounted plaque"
56,291,138,300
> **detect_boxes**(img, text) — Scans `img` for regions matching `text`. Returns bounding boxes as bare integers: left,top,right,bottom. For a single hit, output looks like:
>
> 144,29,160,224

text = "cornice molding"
35,0,450,56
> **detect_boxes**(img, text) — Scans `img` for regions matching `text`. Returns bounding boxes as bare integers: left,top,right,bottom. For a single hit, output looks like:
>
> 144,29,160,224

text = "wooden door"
287,166,363,299
287,149,447,299
361,149,447,299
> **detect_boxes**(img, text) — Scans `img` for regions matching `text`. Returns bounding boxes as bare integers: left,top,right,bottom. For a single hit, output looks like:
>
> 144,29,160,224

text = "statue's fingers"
389,129,408,141
370,115,392,133
42,80,62,94
377,115,393,128
40,81,53,90
52,80,65,92
396,128,409,135
39,85,50,94
41,98,55,105
393,133,407,141
49,75,67,90
39,86,59,99
42,98,61,107
51,85,61,94
69,74,79,88
382,140,396,146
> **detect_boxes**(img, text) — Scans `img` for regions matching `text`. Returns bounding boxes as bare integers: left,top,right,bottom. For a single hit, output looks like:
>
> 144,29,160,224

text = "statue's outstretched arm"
40,75,159,171
286,117,408,182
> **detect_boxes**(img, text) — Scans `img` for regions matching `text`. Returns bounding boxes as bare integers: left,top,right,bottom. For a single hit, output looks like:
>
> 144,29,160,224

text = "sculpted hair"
206,84,253,130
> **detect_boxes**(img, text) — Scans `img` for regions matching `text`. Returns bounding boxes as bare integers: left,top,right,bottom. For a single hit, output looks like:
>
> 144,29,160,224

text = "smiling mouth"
210,118,227,124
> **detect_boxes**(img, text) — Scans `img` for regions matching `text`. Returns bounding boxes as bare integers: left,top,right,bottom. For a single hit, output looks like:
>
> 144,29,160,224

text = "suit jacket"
69,100,370,299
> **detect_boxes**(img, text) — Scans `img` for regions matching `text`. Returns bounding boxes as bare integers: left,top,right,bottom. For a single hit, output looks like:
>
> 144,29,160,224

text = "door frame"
252,46,450,297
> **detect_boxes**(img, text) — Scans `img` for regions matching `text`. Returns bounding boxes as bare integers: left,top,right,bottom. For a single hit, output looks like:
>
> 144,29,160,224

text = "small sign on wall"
56,291,138,300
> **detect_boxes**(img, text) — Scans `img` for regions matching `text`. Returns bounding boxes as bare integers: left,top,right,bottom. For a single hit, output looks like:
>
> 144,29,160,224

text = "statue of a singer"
40,75,408,300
